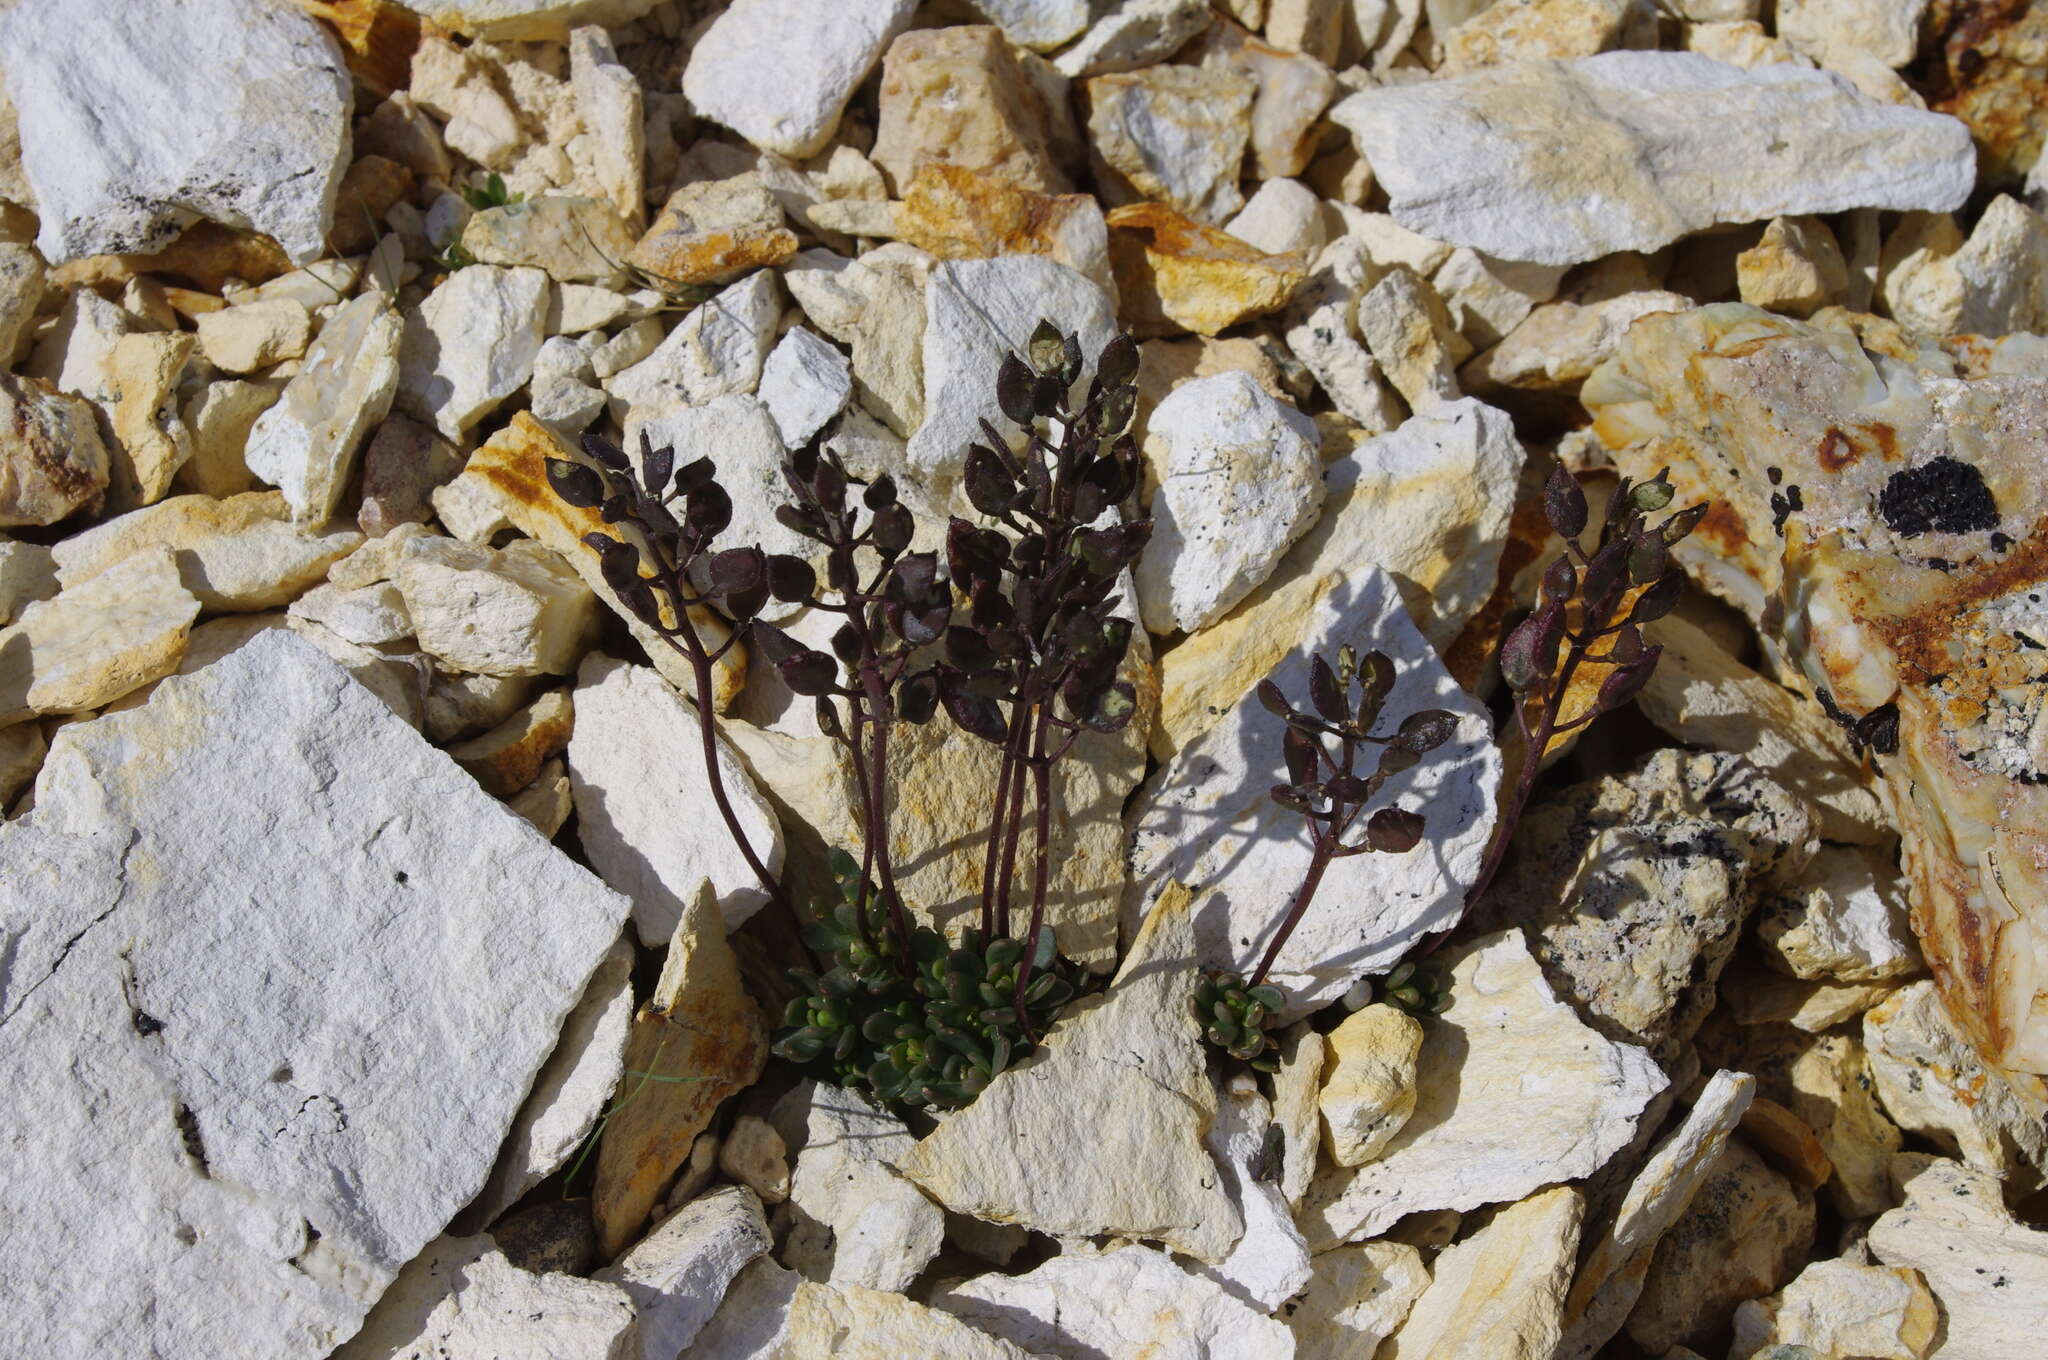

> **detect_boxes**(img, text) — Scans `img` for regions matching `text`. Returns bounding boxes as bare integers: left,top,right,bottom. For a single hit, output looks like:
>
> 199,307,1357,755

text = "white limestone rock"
397,265,551,441
530,333,608,436
1226,178,1328,259
1385,1185,1585,1360
394,536,600,678
682,0,917,159
1086,64,1257,225
1863,980,2048,1178
0,548,199,726
906,256,1117,491
1951,193,2048,337
1556,1069,1757,1358
246,294,404,527
402,0,666,40
0,372,112,528
1270,1023,1326,1209
900,885,1243,1263
1300,931,1667,1248
606,271,780,413
1867,1155,2048,1360
1431,248,1567,350
1125,566,1499,1015
965,0,1092,50
1319,1004,1424,1168
0,539,56,627
758,327,853,448
568,654,784,945
467,935,634,1229
1197,1076,1312,1310
1776,0,1927,69
333,1235,637,1360
569,26,644,225
932,1246,1295,1358
287,580,412,648
0,632,632,1355
1054,0,1216,77
52,490,361,613
1357,266,1465,409
0,0,351,266
769,1080,944,1293
1330,52,1975,266
194,299,312,375
1755,844,1920,982
1730,1256,1940,1360
690,1257,1037,1358
1287,1241,1430,1357
1136,371,1324,635
594,1185,772,1360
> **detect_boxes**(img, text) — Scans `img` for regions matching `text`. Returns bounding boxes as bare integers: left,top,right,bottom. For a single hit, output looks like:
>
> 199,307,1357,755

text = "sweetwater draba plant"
548,323,1149,1112
1200,644,1457,1070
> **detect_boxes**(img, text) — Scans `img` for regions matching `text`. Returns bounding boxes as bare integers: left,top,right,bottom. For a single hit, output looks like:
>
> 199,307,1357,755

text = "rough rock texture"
246,293,404,527
569,654,784,945
1737,215,1851,317
1558,1070,1758,1358
758,327,852,448
1868,1154,2048,1360
1755,843,1920,981
692,1257,1037,1358
873,25,1071,195
769,1081,943,1293
594,1185,771,1360
682,0,918,159
607,271,780,412
900,884,1242,1263
53,490,360,613
394,535,600,678
1286,1241,1429,1357
1198,1076,1311,1309
1318,1003,1424,1167
1863,980,2048,1178
931,1246,1294,1359
1086,64,1257,225
0,633,631,1355
398,265,551,441
1135,371,1322,634
1636,612,1888,845
1476,750,1817,1066
628,176,798,287
101,332,198,511
0,0,351,265
593,883,768,1259
0,372,110,528
1332,52,1974,266
0,548,199,726
1301,931,1666,1248
1154,397,1524,757
1106,201,1307,336
1385,1185,1586,1360
906,255,1117,489
333,1234,638,1360
1126,565,1500,1016
1730,1257,1939,1360
1584,305,2048,1126
895,166,1111,294
1625,1136,1817,1354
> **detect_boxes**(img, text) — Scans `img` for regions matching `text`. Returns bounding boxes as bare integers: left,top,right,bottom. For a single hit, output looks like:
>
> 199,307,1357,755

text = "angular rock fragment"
0,548,199,726
1200,24,1338,180
894,165,1112,294
694,1257,1037,1358
54,490,361,614
569,655,783,945
682,0,917,159
394,535,599,679
398,265,551,441
594,1185,772,1360
1319,1004,1423,1168
1868,1155,2048,1360
1135,372,1322,634
461,196,634,286
180,376,283,499
628,175,798,287
1106,202,1307,337
1864,980,2048,1178
333,1235,638,1360
1286,1241,1430,1357
1054,0,1214,78
1385,1185,1585,1360
607,271,780,412
0,539,56,627
0,0,351,265
901,884,1242,1262
769,1081,943,1293
1300,931,1667,1248
932,1246,1294,1358
1357,266,1464,409
1197,1076,1311,1309
0,372,110,528
873,25,1072,195
1737,215,1851,317
1127,566,1499,1012
1730,1257,1939,1360
246,293,404,526
447,688,574,799
1755,844,1920,982
0,632,632,1354
1558,1070,1757,1358
758,328,852,449
1086,64,1256,224
1332,52,1974,266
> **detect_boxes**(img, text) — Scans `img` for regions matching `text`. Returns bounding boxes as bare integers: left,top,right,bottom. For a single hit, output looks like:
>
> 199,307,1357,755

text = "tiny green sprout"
460,171,522,212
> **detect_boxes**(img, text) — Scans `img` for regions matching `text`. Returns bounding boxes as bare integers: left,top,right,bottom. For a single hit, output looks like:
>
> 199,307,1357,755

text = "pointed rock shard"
1384,1185,1585,1360
682,0,918,159
1868,1155,2048,1360
1126,564,1499,1016
245,292,404,527
332,1235,638,1360
0,631,632,1355
593,882,768,1260
1196,1075,1312,1310
1557,1069,1756,1359
593,1184,772,1360
0,547,199,725
1300,931,1666,1249
901,883,1243,1262
770,1080,944,1293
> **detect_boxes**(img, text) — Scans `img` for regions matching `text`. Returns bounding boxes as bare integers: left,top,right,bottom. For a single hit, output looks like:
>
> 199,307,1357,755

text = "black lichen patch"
1878,456,1999,538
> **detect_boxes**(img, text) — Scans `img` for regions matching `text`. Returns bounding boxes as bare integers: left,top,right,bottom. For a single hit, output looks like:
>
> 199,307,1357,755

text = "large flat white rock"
0,632,632,1356
0,0,351,266
1331,52,1974,266
1123,564,1499,1018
